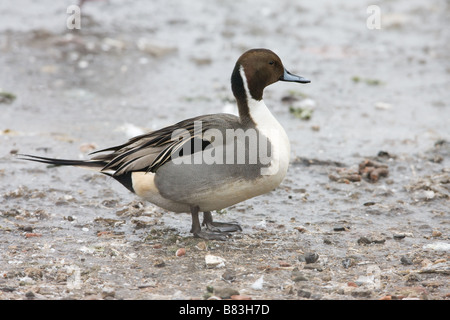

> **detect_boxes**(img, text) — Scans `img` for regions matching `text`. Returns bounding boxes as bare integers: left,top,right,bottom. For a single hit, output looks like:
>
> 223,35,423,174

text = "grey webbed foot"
190,207,241,240
202,211,242,233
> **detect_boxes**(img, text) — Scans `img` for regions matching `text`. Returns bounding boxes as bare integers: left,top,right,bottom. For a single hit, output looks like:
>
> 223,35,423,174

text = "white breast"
238,66,290,182
247,97,291,184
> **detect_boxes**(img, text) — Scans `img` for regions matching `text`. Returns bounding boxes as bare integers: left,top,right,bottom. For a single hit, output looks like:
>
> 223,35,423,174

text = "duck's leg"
202,211,242,233
190,206,227,240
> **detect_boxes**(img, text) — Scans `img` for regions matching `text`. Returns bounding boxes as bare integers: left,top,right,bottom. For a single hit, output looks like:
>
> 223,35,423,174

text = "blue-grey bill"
280,69,310,83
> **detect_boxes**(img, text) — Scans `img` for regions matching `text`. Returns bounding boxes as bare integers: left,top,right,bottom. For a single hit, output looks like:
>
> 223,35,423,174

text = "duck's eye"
269,60,275,65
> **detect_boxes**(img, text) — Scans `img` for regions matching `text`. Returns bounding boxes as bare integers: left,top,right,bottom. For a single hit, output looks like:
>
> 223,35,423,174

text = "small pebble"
196,241,207,251
205,255,226,268
292,271,308,282
294,226,307,233
357,237,372,245
176,248,186,257
377,151,391,158
25,233,42,238
305,253,319,264
279,261,291,267
154,260,166,268
423,242,450,251
251,276,264,290
214,287,239,299
297,289,311,298
342,258,356,269
432,230,442,237
393,233,406,240
299,252,319,264
357,236,385,244
374,102,392,110
401,256,413,265
363,201,376,206
221,270,236,282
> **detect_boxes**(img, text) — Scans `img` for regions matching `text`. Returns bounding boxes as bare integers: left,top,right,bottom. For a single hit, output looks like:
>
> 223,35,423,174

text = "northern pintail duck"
20,48,310,240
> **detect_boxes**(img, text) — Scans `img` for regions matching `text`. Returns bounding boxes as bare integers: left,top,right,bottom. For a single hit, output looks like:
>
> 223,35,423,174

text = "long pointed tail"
17,154,106,171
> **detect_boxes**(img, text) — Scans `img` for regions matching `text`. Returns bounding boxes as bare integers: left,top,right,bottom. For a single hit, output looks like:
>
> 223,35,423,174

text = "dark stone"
297,289,311,298
357,237,372,245
304,253,319,264
401,256,413,265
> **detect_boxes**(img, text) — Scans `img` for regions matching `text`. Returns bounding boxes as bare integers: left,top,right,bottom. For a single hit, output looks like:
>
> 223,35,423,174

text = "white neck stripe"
239,65,251,102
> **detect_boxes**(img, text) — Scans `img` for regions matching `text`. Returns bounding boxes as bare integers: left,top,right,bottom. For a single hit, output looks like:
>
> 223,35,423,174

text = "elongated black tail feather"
19,154,136,194
17,154,106,170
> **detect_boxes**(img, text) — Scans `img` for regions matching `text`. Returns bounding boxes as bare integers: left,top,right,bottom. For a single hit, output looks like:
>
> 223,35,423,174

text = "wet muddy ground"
0,0,449,300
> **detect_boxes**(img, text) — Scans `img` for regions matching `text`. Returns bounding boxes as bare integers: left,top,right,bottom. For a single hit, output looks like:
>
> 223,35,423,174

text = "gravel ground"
0,0,449,300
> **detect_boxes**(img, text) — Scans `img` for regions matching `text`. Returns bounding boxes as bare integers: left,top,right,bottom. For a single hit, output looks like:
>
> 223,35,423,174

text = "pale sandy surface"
0,0,449,300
